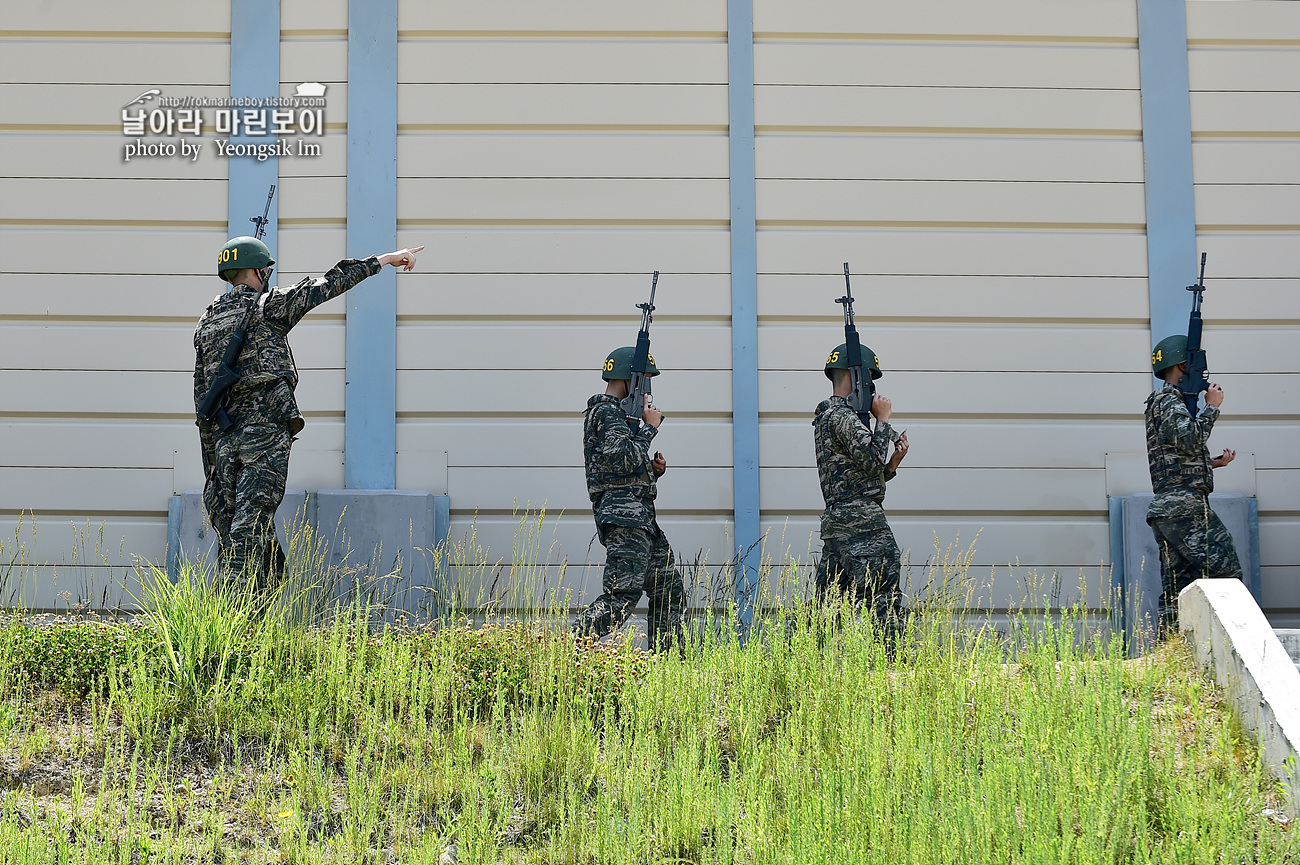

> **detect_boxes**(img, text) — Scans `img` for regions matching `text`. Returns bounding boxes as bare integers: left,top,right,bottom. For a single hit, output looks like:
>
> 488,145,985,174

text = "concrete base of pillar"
167,489,450,620
1111,492,1259,655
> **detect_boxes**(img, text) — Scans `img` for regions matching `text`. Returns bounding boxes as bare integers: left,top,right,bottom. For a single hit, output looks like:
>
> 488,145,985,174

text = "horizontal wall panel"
397,40,726,84
398,132,728,179
395,323,732,370
756,178,1146,227
754,86,1142,133
760,370,1151,417
0,467,172,513
758,420,1147,470
4,2,232,32
757,324,1150,372
438,515,1113,571
397,418,734,468
282,0,346,31
1257,468,1300,514
754,43,1138,89
1260,519,1300,565
396,1,727,33
1186,1,1300,43
277,229,352,277
0,323,345,372
1190,92,1300,135
0,369,344,417
1,178,225,222
396,369,731,415
0,276,225,320
758,277,1297,327
753,1,1138,40
3,84,229,128
0,228,228,276
446,465,733,513
1187,46,1300,92
395,273,732,319
277,176,347,220
1192,235,1300,279
276,131,348,179
1260,568,1300,611
0,518,166,568
397,178,729,222
756,136,1145,183
0,42,230,85
762,325,1300,375
764,466,1108,515
280,39,348,84
755,231,1149,276
756,275,1150,322
397,84,727,128
1192,141,1300,185
0,422,188,469
1193,183,1300,228
768,518,1113,569
5,134,229,181
393,228,731,274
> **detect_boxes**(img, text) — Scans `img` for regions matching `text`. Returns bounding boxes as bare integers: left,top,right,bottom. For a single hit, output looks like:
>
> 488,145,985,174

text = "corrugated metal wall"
1,1,1295,615
1186,1,1300,612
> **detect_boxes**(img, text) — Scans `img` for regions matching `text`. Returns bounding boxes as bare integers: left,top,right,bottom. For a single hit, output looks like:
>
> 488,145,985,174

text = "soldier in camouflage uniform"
194,236,423,591
813,344,910,626
574,347,686,650
1145,333,1242,625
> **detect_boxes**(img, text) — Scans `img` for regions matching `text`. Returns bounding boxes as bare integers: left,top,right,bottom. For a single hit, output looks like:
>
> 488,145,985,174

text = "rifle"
1175,252,1210,416
620,271,658,424
196,184,276,432
836,262,875,428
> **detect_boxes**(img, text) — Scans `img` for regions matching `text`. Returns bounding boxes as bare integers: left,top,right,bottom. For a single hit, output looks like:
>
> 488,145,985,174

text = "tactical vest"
197,289,300,427
1145,389,1213,496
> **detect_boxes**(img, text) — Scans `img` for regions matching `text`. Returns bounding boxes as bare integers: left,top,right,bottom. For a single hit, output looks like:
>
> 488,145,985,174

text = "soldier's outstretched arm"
263,246,425,330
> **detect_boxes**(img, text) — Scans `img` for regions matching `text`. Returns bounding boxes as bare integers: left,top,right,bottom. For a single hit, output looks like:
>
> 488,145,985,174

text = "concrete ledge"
1179,578,1300,816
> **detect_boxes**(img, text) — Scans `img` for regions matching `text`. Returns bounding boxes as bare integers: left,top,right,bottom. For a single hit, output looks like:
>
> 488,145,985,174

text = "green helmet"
602,346,659,381
1151,334,1188,375
217,236,274,279
824,343,882,381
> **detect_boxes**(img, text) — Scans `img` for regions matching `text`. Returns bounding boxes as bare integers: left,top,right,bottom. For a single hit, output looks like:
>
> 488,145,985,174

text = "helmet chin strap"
258,267,272,292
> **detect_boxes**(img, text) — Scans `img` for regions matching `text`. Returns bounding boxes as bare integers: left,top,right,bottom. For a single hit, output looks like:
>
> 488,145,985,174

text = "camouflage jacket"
814,396,897,539
194,257,381,457
584,394,659,529
1145,383,1218,521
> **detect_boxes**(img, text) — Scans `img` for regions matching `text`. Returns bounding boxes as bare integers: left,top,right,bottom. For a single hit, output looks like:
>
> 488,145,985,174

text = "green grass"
0,559,1295,864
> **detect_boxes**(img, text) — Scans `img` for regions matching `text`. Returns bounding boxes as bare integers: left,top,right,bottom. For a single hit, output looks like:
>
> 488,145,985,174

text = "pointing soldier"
574,347,686,650
194,236,423,591
1145,334,1242,626
814,345,910,628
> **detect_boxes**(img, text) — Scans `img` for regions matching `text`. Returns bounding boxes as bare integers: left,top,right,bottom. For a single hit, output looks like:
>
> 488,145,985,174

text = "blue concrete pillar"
728,0,761,630
345,0,398,489
228,0,280,259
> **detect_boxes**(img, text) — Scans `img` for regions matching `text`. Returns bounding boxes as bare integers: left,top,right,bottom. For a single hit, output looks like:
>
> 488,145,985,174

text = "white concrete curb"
1179,579,1300,817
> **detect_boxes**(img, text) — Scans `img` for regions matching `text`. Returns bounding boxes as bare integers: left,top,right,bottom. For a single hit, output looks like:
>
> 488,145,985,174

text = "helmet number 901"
218,248,238,264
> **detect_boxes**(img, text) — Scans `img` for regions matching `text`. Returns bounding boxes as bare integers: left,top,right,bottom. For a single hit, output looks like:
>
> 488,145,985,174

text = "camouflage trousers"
575,523,685,651
816,513,902,629
1149,506,1243,625
210,422,290,594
